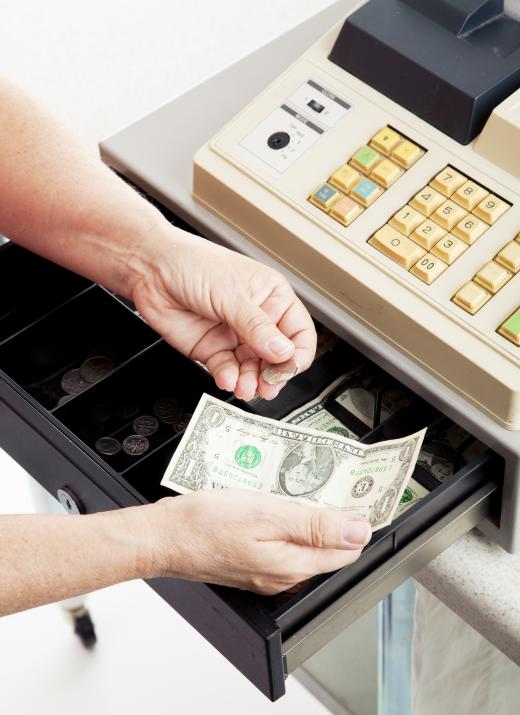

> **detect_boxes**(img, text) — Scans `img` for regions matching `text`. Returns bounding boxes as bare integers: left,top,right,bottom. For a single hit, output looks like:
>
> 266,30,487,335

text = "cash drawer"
0,241,501,700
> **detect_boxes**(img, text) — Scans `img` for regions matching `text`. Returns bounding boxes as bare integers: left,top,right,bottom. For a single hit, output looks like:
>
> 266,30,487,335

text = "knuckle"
243,312,269,338
308,509,328,548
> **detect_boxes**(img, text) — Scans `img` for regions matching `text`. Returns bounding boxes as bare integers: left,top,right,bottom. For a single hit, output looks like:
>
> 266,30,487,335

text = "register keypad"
368,166,511,288
308,126,423,226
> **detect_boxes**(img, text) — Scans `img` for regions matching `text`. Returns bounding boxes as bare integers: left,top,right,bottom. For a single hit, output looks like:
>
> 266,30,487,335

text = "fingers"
205,351,240,392
228,299,296,364
269,501,372,551
234,344,286,401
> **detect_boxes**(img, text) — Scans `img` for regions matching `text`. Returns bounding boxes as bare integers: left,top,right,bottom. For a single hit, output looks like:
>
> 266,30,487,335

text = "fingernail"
267,335,293,357
342,520,371,547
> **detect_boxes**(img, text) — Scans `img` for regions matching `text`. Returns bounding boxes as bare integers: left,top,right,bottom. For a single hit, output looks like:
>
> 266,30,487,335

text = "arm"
0,492,371,615
0,77,315,401
0,79,371,614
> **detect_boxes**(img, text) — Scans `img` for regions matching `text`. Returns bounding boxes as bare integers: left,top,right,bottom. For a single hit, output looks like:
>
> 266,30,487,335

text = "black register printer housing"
330,0,520,143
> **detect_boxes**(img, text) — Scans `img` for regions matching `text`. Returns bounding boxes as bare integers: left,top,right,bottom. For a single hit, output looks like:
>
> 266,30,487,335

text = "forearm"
0,76,181,298
0,506,158,616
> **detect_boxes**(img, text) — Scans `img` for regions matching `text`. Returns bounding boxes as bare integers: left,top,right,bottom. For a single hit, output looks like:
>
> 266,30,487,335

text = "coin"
132,414,160,436
262,359,298,385
153,398,183,424
57,394,75,407
122,434,149,456
80,356,115,383
60,369,90,395
95,436,122,456
172,413,192,433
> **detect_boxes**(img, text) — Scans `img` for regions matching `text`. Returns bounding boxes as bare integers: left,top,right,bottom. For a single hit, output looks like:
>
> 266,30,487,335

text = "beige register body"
193,18,520,430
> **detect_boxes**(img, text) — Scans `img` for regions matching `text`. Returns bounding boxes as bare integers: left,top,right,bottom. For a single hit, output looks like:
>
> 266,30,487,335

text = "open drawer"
0,242,502,701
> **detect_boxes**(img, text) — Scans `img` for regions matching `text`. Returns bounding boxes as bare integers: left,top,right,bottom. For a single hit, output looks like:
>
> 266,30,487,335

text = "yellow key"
430,168,467,197
452,180,489,211
370,159,403,188
389,205,424,236
473,194,510,224
369,225,425,269
370,127,402,155
496,241,520,273
411,253,448,284
474,261,512,294
452,281,491,314
409,186,445,216
432,200,467,231
498,308,520,346
329,164,360,193
391,140,422,169
411,219,447,250
431,234,468,264
330,196,364,226
451,214,488,244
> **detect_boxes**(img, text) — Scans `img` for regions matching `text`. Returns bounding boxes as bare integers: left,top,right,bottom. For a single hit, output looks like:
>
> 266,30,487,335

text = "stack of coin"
58,353,116,404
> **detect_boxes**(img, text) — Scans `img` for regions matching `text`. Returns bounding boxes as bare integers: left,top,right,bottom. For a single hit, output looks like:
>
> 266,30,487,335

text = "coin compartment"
241,345,414,440
0,242,91,344
53,339,229,473
0,285,158,409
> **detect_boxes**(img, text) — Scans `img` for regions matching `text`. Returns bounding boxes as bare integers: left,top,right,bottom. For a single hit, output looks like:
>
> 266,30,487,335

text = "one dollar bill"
161,394,426,530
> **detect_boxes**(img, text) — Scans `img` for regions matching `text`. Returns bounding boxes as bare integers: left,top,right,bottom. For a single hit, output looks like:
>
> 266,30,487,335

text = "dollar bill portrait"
278,442,335,497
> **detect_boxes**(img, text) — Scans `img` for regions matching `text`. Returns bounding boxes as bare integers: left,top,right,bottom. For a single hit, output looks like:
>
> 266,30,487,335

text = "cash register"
2,0,520,701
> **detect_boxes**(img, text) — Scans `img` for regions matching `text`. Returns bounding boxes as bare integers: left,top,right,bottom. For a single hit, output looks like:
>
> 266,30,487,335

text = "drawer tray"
0,243,501,701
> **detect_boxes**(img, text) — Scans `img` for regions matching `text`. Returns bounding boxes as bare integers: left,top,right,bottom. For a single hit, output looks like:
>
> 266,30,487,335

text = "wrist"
122,221,191,303
120,498,185,580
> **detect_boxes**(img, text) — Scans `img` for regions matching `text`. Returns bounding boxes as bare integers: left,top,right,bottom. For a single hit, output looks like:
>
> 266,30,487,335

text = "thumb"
284,505,372,550
229,299,295,363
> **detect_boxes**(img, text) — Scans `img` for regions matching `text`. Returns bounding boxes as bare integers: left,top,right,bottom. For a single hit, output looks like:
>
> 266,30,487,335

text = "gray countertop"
417,531,520,665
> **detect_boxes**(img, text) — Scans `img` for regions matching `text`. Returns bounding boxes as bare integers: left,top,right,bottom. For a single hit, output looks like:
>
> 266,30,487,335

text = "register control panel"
193,7,520,430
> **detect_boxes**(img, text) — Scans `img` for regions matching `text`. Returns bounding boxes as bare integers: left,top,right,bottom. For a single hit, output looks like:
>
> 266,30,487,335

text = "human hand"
131,229,316,401
142,490,372,595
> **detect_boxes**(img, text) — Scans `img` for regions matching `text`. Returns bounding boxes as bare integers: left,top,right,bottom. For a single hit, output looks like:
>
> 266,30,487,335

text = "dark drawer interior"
0,242,91,342
0,240,502,701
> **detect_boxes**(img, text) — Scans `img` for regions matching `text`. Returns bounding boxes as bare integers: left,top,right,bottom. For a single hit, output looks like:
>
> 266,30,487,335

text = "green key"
351,145,381,173
498,309,520,346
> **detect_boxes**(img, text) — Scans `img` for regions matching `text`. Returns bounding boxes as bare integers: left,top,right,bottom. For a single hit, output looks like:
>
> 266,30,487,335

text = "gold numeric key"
389,206,424,236
430,168,467,197
431,234,468,264
452,180,488,211
411,253,448,284
411,220,447,250
473,194,510,224
452,281,491,314
432,200,467,231
410,187,445,216
452,215,488,244
369,225,425,269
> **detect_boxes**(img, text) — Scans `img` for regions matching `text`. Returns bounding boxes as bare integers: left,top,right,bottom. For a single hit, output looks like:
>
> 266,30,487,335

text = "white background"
0,1,338,713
